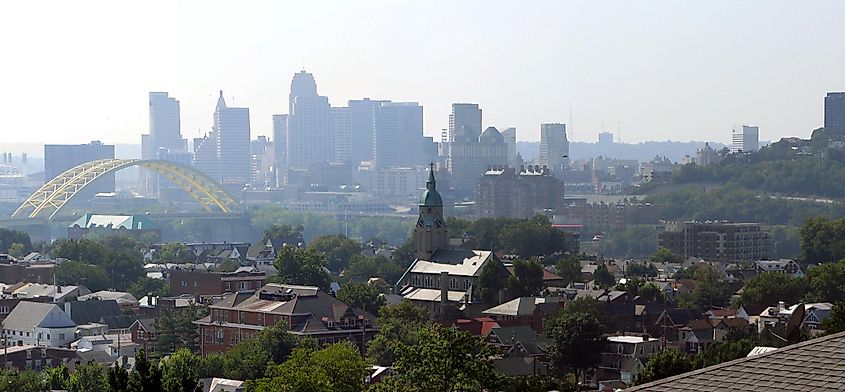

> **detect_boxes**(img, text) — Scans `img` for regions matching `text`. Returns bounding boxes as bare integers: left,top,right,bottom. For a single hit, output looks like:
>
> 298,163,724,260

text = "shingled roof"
625,331,845,391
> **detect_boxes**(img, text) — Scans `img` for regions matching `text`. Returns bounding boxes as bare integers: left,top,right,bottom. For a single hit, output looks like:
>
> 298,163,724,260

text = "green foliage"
161,348,201,392
594,264,616,289
214,259,240,273
107,365,129,392
800,217,845,264
477,261,505,304
560,297,612,331
677,264,730,311
597,226,659,258
68,362,107,392
44,365,70,390
336,282,385,314
555,254,583,287
0,228,33,255
54,261,111,292
497,375,577,392
803,259,845,303
248,342,368,392
692,338,758,368
0,369,47,392
251,207,412,246
632,349,692,385
196,354,225,379
507,258,545,297
546,312,606,381
262,223,304,243
128,348,162,392
273,246,331,292
218,322,300,380
128,277,169,300
307,234,361,273
155,305,204,355
444,216,573,259
52,236,144,289
627,261,659,277
650,247,681,264
380,325,499,392
155,242,193,263
822,302,845,334
344,255,405,285
367,301,430,366
639,282,663,302
770,225,801,259
740,272,806,307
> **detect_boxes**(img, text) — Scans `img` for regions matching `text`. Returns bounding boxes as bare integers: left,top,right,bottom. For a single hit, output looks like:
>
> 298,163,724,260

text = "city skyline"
3,1,845,146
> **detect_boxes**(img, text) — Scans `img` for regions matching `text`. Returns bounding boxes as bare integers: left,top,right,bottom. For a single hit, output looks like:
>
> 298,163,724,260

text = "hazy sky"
2,1,845,147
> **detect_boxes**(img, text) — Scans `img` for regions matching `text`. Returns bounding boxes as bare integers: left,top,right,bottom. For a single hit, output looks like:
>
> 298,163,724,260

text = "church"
396,164,503,316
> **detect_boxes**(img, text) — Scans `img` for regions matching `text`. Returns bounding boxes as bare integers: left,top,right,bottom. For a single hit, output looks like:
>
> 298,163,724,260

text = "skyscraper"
501,127,517,166
539,123,569,173
331,106,351,163
825,92,845,134
373,102,423,168
193,131,219,180
349,98,388,164
272,114,288,186
731,125,759,153
143,92,185,196
214,91,251,187
449,103,482,142
286,70,333,168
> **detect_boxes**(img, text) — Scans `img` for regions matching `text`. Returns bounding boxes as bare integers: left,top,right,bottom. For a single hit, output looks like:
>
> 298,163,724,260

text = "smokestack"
440,271,449,305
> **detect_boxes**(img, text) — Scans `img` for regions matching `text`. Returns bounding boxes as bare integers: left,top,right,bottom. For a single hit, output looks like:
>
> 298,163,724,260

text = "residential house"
779,303,833,331
486,325,550,377
678,318,752,354
654,309,701,342
169,268,266,301
71,333,139,358
129,318,157,354
598,335,661,384
193,284,377,355
3,302,77,347
754,259,804,278
78,291,139,308
0,263,54,285
481,297,564,333
8,283,90,303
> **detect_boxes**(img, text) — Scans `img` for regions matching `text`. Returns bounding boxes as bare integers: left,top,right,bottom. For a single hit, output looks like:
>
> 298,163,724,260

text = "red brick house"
193,284,377,356
128,318,157,354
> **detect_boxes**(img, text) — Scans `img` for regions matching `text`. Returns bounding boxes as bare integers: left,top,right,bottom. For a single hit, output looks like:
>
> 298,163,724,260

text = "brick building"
193,284,377,356
0,344,80,371
475,165,565,219
659,221,770,262
558,199,659,228
169,268,266,301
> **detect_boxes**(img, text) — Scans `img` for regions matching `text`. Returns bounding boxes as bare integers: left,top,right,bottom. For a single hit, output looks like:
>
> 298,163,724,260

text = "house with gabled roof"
481,297,564,333
3,302,77,347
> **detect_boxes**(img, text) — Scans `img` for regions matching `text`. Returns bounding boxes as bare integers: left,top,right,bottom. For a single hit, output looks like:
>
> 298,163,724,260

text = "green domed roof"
420,163,443,207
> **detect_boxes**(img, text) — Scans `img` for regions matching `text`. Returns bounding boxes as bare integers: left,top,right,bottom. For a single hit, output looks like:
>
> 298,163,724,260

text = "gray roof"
4,302,76,330
64,300,123,324
625,331,845,391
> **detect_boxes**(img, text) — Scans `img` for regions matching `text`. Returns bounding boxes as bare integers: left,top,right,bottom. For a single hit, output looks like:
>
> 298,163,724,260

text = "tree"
804,259,845,303
128,277,169,300
800,217,845,264
262,224,304,244
546,312,606,382
307,234,361,273
627,262,659,278
555,255,583,287
128,348,162,392
740,272,806,307
650,247,681,264
380,325,499,392
107,365,129,392
273,246,331,292
822,302,845,334
54,261,111,292
680,263,729,311
249,342,368,392
594,264,615,289
161,348,200,392
0,228,32,255
508,259,545,297
214,259,240,273
155,305,202,354
632,349,692,385
562,297,613,331
7,243,25,258
476,261,505,304
344,255,405,285
0,370,45,392
155,242,193,263
45,365,70,390
68,362,107,392
367,301,430,366
692,338,758,368
639,282,664,302
337,282,385,314
222,338,271,381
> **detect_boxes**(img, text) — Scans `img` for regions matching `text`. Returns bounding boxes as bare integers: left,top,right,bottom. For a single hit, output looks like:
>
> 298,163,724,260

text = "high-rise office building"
449,103,482,142
286,70,333,169
193,132,219,180
825,92,845,134
731,125,759,153
539,123,569,173
598,131,614,145
44,141,115,194
349,98,388,164
501,127,517,166
143,92,186,197
272,114,288,186
332,107,351,163
445,125,508,195
251,136,274,188
373,102,423,168
214,91,251,187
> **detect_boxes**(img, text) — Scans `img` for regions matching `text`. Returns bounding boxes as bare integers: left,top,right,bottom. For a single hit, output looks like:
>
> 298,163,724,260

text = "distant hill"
517,140,727,163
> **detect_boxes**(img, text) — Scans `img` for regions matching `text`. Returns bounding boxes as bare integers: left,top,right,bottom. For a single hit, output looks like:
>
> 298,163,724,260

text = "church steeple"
414,163,448,260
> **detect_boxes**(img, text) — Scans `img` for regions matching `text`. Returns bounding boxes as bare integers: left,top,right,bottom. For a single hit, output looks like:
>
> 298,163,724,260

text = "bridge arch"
12,159,236,219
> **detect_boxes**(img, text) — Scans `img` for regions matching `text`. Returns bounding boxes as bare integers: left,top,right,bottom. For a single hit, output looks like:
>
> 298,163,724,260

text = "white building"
731,125,759,153
539,123,569,173
3,302,77,347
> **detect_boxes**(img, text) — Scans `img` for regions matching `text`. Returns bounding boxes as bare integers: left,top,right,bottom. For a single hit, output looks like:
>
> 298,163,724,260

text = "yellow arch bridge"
12,159,237,219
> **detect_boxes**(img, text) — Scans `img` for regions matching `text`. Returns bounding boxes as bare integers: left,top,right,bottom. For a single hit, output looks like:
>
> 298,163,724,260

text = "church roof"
409,249,493,277
419,163,443,207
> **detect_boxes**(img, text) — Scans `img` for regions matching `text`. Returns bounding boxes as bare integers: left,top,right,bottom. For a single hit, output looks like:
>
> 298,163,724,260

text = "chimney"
778,301,785,311
440,271,449,305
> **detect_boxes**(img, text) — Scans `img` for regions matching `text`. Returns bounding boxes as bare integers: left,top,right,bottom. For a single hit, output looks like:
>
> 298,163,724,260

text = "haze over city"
3,0,845,146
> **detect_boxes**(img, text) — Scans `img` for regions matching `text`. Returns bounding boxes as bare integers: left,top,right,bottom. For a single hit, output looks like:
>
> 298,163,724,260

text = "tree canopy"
273,246,331,292
633,349,692,386
307,234,361,273
546,311,606,382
